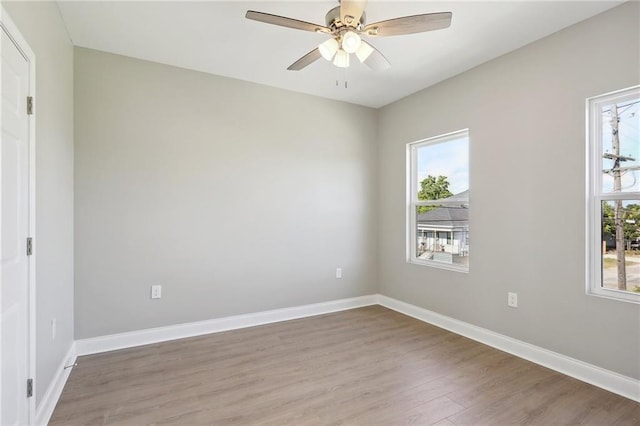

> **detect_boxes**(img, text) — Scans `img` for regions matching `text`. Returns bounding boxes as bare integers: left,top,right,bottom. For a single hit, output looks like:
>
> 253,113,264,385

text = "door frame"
0,7,37,424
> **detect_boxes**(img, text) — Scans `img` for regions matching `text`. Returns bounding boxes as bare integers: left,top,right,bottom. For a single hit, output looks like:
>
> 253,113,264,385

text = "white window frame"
586,85,640,304
407,129,469,273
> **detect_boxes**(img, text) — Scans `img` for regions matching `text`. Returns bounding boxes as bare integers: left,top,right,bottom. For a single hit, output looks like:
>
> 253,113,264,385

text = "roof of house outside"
441,189,469,205
417,205,468,228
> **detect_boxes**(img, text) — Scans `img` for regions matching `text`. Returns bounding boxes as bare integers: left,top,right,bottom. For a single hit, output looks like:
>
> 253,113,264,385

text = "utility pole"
604,104,629,290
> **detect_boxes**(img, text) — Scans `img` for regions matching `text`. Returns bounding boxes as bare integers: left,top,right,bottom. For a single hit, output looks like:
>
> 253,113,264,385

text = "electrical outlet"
51,318,56,340
336,268,342,279
151,285,162,299
507,292,518,308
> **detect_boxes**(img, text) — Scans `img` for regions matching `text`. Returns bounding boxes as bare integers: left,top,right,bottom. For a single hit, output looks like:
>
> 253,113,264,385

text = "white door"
1,20,32,426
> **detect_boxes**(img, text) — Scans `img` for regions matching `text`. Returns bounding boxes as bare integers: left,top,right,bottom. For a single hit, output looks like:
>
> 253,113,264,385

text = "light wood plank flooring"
51,306,640,425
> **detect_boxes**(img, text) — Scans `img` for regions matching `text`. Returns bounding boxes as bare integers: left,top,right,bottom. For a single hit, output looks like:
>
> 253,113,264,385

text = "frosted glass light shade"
333,49,350,68
356,41,374,63
341,31,361,54
319,38,339,61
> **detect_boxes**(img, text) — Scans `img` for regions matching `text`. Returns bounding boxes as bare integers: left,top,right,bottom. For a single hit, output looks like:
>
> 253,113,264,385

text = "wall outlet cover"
151,285,162,299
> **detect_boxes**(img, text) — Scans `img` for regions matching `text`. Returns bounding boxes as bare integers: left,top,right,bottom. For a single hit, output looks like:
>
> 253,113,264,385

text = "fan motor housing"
325,6,366,30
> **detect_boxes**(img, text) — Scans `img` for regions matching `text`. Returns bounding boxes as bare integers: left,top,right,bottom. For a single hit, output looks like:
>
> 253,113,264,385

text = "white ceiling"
57,1,623,108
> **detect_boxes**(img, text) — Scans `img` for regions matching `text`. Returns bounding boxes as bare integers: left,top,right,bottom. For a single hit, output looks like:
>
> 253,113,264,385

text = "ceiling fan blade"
245,11,331,34
287,48,323,71
340,0,367,27
359,41,390,71
363,12,452,37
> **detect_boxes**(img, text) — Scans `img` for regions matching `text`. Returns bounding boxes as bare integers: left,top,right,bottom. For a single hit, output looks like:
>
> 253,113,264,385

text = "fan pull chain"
335,66,349,89
344,66,348,89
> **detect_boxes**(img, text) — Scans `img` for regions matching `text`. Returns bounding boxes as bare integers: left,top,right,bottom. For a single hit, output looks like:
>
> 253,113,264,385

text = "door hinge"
26,237,33,256
27,379,33,398
27,96,33,115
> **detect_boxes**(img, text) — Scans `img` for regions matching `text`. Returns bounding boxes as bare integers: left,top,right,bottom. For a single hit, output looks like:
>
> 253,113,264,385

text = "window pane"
600,200,640,293
409,130,469,271
416,136,469,201
601,98,640,193
415,205,469,267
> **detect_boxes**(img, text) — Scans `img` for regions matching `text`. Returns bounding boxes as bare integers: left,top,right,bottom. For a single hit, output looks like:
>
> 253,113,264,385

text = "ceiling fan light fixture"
355,41,374,63
341,30,361,54
246,6,453,72
333,48,350,68
318,38,339,61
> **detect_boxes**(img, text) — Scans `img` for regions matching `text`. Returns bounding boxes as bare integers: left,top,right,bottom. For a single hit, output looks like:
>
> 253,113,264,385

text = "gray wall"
377,2,640,379
1,1,75,405
74,48,378,339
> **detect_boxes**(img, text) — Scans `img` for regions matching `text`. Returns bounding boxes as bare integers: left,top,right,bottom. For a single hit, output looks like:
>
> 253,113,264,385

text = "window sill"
586,288,640,304
407,258,469,273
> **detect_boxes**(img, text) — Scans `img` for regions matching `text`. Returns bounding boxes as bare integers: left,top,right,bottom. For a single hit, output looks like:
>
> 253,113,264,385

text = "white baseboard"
35,342,77,426
76,295,378,356
377,295,640,403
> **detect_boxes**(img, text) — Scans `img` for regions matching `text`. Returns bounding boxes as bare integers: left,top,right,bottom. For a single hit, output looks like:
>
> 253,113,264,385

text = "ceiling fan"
245,0,452,71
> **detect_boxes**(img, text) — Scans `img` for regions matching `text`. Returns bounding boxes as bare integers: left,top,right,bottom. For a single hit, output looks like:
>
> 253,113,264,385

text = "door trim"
0,7,37,424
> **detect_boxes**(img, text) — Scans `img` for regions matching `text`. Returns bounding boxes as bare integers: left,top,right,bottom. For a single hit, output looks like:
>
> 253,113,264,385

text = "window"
407,129,469,272
587,86,640,303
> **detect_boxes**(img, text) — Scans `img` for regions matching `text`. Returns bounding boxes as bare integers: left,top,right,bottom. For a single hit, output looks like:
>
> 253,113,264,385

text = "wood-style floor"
50,306,639,425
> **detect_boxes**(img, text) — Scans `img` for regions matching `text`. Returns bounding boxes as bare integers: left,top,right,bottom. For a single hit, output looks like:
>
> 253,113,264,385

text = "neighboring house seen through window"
407,130,469,272
587,86,640,303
